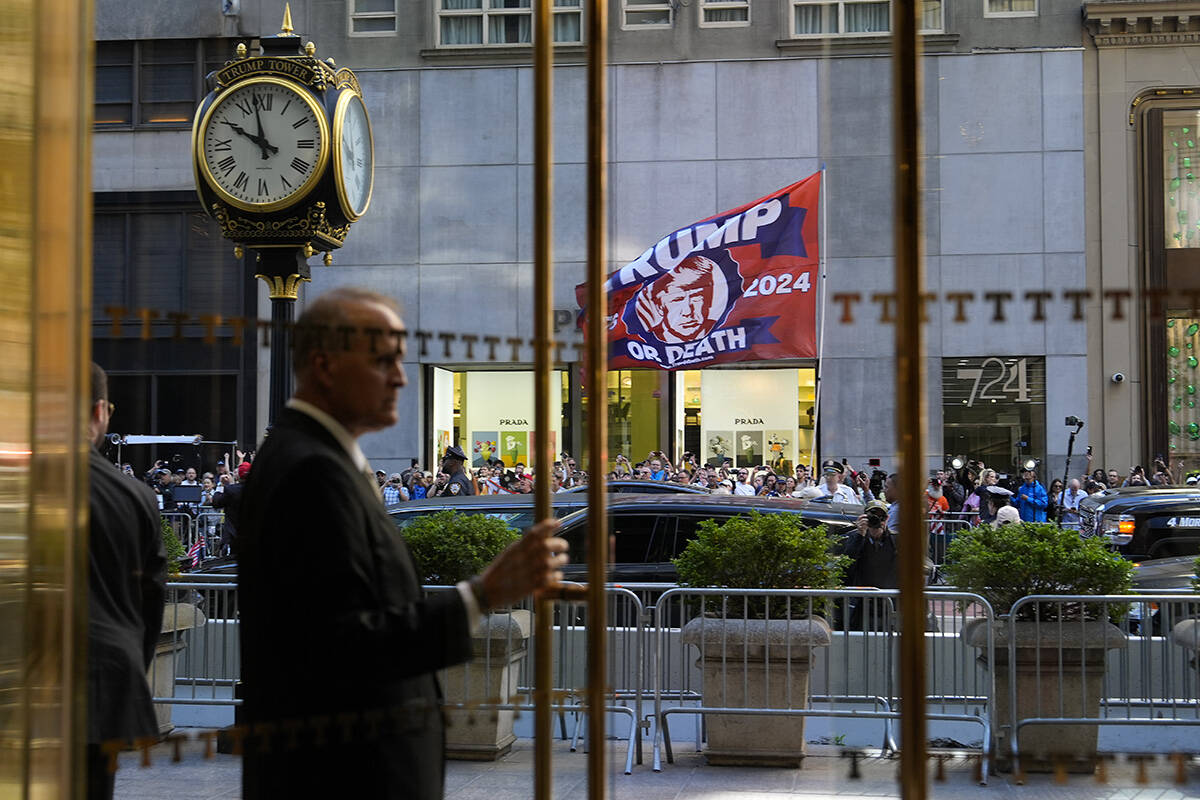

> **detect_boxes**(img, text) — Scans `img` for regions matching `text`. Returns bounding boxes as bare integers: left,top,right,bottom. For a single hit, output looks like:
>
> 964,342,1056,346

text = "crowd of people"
379,445,1195,524
112,449,254,558
378,448,893,504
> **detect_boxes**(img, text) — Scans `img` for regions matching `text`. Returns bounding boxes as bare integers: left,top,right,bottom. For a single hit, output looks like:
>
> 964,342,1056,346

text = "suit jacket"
211,481,243,553
239,407,472,800
87,447,167,744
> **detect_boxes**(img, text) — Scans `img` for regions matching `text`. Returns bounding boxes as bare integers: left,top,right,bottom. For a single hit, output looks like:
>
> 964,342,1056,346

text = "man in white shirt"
817,459,860,504
733,468,756,496
1057,478,1085,530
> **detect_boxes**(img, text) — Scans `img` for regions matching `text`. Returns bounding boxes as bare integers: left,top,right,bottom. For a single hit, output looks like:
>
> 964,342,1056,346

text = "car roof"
561,480,710,494
387,494,566,514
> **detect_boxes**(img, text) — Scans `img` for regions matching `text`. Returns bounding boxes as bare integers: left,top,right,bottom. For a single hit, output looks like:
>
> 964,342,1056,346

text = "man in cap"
382,472,406,505
839,499,898,629
817,459,860,505
436,445,474,497
984,485,1020,526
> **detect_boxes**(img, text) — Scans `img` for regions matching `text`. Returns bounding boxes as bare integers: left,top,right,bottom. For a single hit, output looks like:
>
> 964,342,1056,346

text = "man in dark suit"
211,461,248,555
86,363,167,800
239,287,567,800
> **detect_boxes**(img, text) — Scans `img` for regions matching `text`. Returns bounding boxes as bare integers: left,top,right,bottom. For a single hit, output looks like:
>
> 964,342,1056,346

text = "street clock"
189,4,377,423
191,6,374,260
196,76,330,212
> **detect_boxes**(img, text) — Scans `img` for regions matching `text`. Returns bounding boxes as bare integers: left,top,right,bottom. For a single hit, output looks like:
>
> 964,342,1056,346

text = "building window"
790,1,942,37
438,0,583,46
93,205,243,321
700,0,749,27
623,0,672,29
1148,108,1200,461
984,0,1035,17
350,0,399,34
95,39,232,128
679,368,816,471
942,357,1046,478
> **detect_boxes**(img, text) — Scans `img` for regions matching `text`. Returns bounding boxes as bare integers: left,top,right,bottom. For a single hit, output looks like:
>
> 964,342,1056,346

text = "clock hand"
252,97,274,160
223,120,254,139
221,119,278,157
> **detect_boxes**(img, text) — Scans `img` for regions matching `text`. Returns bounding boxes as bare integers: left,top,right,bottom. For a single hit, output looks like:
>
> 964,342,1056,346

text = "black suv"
554,494,859,583
388,493,591,532
1078,486,1200,560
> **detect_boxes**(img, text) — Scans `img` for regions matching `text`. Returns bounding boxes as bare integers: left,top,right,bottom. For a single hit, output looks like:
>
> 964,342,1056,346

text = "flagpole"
809,164,828,478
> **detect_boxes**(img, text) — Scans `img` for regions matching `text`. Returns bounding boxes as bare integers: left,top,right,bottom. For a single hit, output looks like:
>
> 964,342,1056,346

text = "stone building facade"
94,0,1103,480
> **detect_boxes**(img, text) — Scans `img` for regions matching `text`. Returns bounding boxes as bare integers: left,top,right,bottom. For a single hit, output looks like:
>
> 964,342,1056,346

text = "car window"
391,502,579,531
560,512,674,565
674,514,734,558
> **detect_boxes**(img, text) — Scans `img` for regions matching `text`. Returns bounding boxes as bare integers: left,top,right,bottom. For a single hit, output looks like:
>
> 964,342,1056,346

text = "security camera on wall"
1111,372,1126,384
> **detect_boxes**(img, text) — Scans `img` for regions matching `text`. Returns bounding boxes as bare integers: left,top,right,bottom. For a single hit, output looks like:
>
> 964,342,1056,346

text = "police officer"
438,445,474,497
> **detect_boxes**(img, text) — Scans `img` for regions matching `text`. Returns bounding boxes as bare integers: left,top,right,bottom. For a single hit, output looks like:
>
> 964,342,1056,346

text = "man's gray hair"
292,287,402,374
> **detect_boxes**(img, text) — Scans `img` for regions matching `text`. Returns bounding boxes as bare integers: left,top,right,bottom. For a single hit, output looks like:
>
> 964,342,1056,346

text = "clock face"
198,78,329,211
334,91,374,220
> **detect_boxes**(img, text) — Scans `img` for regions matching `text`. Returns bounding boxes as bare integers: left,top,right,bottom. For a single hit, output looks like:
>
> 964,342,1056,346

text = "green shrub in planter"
161,515,186,575
672,511,847,618
401,510,520,585
941,522,1132,620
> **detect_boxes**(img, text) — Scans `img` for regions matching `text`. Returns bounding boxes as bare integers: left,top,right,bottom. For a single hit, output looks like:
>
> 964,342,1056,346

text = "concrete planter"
440,609,532,761
1171,619,1200,657
965,617,1125,773
149,602,207,735
681,616,831,767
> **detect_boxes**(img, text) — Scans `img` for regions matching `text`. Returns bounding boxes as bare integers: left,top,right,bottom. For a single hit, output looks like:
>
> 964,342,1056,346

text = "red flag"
578,173,821,370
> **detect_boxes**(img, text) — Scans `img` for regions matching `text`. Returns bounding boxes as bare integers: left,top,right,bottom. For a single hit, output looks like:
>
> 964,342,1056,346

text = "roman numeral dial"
197,76,329,211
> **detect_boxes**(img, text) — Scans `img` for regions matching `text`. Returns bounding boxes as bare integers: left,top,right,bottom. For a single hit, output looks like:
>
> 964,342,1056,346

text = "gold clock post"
192,5,374,424
254,247,311,421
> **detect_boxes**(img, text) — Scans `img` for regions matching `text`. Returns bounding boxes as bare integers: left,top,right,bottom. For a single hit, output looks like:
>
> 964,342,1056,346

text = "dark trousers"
87,743,115,800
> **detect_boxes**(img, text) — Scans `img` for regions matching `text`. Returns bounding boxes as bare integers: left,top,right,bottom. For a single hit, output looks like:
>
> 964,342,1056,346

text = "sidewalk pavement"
114,733,1200,799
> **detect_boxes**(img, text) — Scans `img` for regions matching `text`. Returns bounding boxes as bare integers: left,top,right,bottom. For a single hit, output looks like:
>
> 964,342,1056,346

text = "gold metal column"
892,2,927,798
532,0,556,796
584,0,609,794
0,0,94,797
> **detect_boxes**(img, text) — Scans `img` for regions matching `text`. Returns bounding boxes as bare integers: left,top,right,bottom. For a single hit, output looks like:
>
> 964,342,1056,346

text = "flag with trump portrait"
577,172,821,370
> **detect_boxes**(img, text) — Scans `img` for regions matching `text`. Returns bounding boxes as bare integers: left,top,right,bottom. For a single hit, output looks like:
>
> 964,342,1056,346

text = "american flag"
187,536,203,568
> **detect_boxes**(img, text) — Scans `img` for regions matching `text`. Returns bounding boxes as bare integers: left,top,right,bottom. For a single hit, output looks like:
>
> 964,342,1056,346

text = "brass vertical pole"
0,0,93,795
585,0,609,793
532,0,555,796
892,2,927,798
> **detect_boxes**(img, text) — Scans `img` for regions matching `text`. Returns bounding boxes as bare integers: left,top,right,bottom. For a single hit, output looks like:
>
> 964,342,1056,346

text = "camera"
1065,415,1084,427
864,506,887,527
1111,373,1125,384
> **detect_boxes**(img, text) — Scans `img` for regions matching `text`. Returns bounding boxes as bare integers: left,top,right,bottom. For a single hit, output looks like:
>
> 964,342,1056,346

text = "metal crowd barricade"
649,587,995,783
195,509,225,556
161,510,196,552
150,578,241,709
1004,592,1200,777
428,583,646,775
928,511,975,565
